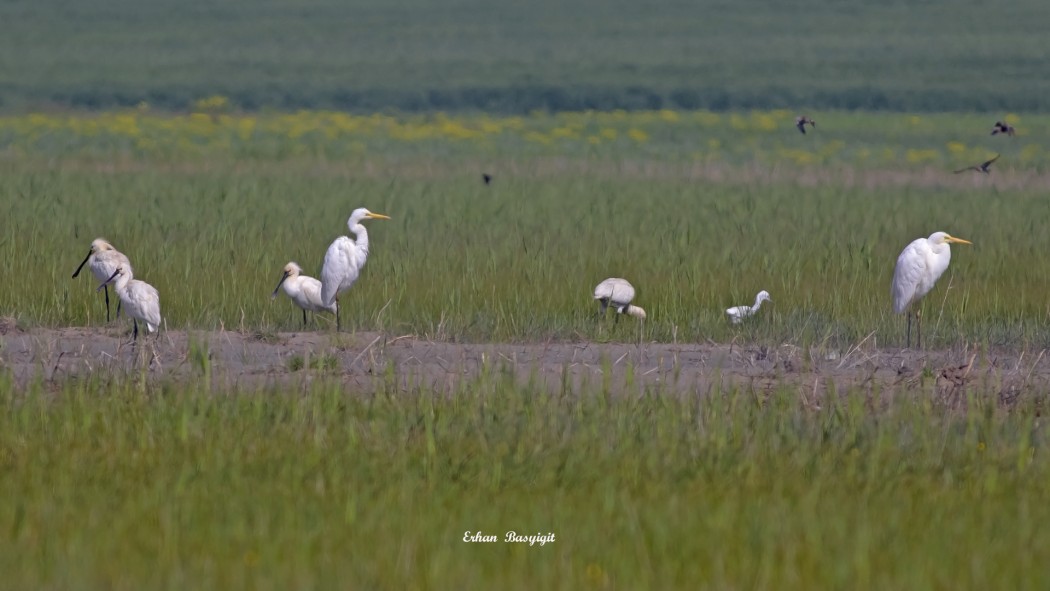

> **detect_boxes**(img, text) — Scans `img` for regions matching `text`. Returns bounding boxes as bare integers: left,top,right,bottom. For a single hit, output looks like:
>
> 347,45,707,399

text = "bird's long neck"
114,273,131,293
350,223,370,268
752,295,764,311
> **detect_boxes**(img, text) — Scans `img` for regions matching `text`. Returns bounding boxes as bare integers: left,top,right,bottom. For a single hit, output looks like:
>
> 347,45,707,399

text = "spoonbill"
726,290,772,324
320,208,391,330
72,238,132,322
97,265,160,341
593,278,646,321
272,262,337,326
891,231,972,348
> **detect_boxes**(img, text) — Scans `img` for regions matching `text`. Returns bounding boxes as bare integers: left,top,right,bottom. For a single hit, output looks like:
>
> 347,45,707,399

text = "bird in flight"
795,116,816,134
991,121,1015,136
953,154,999,174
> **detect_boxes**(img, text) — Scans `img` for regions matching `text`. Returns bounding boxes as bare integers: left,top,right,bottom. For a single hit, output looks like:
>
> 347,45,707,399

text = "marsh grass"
0,369,1046,588
2,158,1050,349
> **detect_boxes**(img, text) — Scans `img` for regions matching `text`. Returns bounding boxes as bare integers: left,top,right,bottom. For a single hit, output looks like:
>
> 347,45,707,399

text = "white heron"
97,264,161,341
891,231,972,348
272,262,337,326
320,208,391,330
726,290,772,324
72,238,132,322
593,278,647,320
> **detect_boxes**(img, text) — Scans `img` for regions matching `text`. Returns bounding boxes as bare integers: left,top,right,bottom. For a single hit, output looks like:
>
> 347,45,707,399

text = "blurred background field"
2,0,1050,113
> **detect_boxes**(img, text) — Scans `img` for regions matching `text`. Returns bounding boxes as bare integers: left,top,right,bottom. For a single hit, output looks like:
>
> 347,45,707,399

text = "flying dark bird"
482,173,493,185
991,121,1015,136
954,154,1000,174
796,116,816,134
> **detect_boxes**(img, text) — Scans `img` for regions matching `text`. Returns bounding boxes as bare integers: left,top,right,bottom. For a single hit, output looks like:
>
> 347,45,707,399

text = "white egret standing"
320,208,391,330
72,238,132,322
98,265,161,341
272,262,337,326
726,290,772,324
593,278,646,321
891,231,972,348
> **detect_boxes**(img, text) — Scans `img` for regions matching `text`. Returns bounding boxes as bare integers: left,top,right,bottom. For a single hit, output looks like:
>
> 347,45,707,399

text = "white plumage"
891,231,971,347
320,208,391,330
726,290,772,324
272,261,336,326
73,238,132,322
593,277,646,319
98,265,160,340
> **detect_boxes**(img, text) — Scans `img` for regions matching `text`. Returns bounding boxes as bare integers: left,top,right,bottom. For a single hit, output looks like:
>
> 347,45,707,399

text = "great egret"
320,208,391,330
796,116,816,134
593,278,646,320
272,261,336,326
891,231,972,348
954,154,999,174
72,238,132,322
991,121,1015,136
97,265,160,340
726,290,772,324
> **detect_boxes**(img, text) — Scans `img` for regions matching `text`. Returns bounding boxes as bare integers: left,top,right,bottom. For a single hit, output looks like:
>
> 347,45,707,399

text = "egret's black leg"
916,309,923,349
302,308,308,327
336,301,341,332
104,286,111,322
116,298,122,320
133,319,139,341
906,313,912,349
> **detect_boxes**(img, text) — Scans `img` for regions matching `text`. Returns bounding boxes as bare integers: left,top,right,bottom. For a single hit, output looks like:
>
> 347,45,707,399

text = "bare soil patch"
2,327,1048,403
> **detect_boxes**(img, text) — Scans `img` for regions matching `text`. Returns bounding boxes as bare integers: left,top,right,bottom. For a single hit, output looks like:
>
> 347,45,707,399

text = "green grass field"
1,373,1047,589
2,108,1049,587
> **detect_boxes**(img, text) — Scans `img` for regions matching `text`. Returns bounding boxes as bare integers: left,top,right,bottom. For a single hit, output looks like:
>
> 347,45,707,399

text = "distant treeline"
19,85,1049,114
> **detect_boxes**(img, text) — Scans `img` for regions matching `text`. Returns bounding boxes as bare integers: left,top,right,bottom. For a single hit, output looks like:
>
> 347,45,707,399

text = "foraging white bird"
272,261,337,326
320,208,391,330
891,231,972,348
72,238,132,322
726,290,772,324
97,264,161,340
593,278,647,320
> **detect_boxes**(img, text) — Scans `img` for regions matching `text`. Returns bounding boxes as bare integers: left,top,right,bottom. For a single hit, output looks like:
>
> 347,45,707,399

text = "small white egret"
726,290,772,324
891,231,972,348
593,278,646,321
72,238,132,322
98,265,160,341
320,208,391,330
272,262,337,326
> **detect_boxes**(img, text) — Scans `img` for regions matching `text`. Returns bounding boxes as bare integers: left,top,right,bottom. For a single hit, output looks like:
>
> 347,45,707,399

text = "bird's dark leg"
916,309,923,349
302,308,307,327
595,299,608,320
336,301,341,332
905,313,912,349
133,319,139,341
116,298,122,320
103,286,111,323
